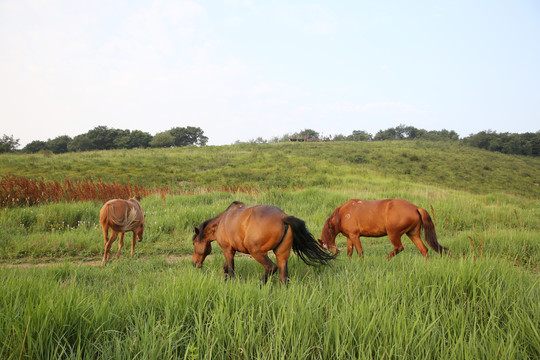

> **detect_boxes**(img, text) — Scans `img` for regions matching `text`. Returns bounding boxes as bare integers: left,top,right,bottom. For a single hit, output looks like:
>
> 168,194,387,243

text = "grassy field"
0,141,538,359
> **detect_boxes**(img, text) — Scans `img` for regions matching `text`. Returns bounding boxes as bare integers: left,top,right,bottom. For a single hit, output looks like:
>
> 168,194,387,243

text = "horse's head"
191,221,215,268
318,238,340,255
136,221,145,242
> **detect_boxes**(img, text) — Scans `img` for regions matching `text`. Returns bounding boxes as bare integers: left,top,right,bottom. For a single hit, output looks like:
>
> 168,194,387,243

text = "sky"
1,0,539,147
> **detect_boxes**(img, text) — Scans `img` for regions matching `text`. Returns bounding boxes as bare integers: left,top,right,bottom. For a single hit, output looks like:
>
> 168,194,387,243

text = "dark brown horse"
100,198,145,266
192,201,335,283
319,199,447,259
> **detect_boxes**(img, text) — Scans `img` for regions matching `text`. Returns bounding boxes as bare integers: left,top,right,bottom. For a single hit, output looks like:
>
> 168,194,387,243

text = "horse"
100,198,145,266
319,199,448,259
192,201,335,284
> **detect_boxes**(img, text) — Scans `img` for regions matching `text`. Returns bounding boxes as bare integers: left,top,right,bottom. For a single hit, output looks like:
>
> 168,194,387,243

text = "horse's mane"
226,201,245,210
197,218,214,242
196,201,245,242
322,206,341,242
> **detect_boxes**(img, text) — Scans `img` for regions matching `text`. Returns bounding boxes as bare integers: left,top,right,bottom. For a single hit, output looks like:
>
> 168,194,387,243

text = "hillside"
1,140,538,359
1,141,539,198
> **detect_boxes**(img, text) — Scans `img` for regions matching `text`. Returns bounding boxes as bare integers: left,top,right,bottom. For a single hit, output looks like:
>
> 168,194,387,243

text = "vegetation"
3,124,539,157
0,134,19,153
1,141,538,197
0,141,538,359
462,130,540,156
14,125,208,154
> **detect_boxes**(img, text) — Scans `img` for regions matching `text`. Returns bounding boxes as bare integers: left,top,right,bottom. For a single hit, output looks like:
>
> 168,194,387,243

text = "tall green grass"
0,256,537,359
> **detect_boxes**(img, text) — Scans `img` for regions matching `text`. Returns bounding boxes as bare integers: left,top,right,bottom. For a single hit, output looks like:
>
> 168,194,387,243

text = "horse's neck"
322,217,339,243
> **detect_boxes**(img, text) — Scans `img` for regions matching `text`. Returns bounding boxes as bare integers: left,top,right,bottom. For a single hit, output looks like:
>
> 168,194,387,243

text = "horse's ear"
194,227,200,235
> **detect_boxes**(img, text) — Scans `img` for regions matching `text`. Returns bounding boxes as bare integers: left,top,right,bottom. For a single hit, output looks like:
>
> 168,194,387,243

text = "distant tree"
0,134,20,153
68,134,93,152
299,129,319,139
47,135,72,154
113,134,131,149
419,129,459,141
374,127,400,140
149,132,175,148
249,137,267,144
128,130,152,148
168,126,208,146
347,130,372,141
462,130,539,156
23,140,48,153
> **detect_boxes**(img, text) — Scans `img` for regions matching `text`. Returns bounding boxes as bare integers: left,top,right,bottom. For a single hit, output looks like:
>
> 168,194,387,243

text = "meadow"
0,141,538,359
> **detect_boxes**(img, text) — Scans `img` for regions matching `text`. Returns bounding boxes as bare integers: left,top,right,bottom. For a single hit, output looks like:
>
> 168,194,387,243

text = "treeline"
14,126,208,154
243,125,540,157
2,124,539,157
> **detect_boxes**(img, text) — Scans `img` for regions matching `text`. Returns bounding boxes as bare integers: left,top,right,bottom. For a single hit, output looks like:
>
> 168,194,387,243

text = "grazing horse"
192,201,335,284
100,198,145,266
319,199,447,259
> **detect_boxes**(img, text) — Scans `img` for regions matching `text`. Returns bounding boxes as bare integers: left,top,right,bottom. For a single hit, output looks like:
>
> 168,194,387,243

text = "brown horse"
319,199,447,259
100,198,145,266
192,201,335,284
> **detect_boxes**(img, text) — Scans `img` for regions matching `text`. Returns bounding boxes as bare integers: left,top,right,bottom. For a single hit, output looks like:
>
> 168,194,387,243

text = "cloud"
279,4,336,36
330,102,428,115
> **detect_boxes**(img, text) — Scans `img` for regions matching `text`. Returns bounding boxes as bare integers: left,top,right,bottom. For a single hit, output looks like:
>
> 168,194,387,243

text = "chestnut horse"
319,199,447,259
192,201,335,284
100,198,145,266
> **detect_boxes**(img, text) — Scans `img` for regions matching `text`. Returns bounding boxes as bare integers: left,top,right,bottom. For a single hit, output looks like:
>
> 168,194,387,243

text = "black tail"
285,216,336,266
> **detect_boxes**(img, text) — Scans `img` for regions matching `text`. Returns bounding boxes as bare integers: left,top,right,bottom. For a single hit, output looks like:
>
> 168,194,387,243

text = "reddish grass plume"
0,175,154,208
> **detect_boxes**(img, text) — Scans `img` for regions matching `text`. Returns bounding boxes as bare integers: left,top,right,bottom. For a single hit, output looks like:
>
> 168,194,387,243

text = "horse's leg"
348,234,364,258
101,227,109,266
131,232,137,258
387,231,405,259
116,232,124,259
346,238,354,258
251,252,278,284
222,247,236,279
406,226,429,259
102,231,118,266
102,226,109,247
273,247,291,285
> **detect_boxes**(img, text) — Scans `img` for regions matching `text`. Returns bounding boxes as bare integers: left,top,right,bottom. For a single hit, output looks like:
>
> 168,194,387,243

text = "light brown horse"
100,198,145,266
192,201,335,284
319,199,447,259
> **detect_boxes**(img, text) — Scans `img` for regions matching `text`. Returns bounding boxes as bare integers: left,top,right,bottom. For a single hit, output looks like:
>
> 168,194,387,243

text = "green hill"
2,141,539,198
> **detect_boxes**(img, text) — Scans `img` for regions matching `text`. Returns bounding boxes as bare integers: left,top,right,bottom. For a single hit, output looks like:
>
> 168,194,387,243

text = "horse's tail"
105,202,138,231
285,216,336,266
417,208,448,255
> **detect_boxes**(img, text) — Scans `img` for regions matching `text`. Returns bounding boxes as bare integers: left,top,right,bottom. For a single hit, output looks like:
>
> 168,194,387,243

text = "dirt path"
0,254,187,268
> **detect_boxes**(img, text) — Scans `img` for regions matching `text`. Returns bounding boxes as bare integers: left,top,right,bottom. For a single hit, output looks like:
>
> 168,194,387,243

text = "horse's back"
218,204,288,253
341,199,420,236
100,199,143,230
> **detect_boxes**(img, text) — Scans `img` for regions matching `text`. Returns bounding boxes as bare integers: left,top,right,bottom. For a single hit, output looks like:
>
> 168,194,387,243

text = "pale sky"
1,0,539,147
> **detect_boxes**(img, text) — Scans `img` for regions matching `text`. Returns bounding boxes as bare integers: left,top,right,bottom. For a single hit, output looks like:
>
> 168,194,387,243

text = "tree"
23,140,48,153
68,134,93,152
299,129,319,139
149,132,175,148
128,130,152,148
0,134,20,153
374,127,400,141
347,130,372,141
47,135,72,154
168,126,208,147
